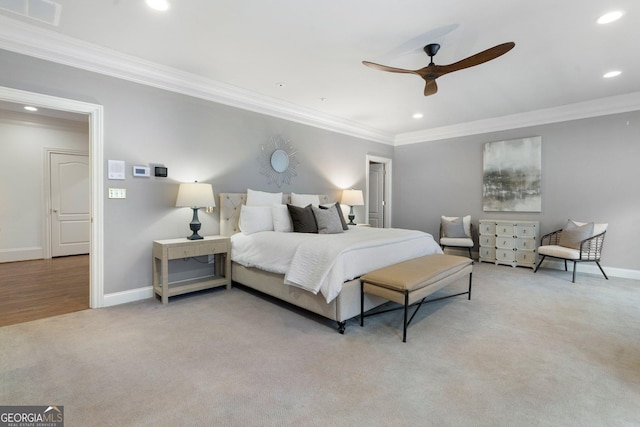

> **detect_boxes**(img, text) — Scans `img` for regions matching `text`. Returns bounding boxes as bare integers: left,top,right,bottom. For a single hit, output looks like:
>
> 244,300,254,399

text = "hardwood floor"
0,255,89,327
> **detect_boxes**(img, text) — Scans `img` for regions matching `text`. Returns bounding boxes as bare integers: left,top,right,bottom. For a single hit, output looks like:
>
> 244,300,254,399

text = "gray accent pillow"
442,217,467,238
312,205,344,234
559,220,594,249
287,204,318,233
319,201,349,230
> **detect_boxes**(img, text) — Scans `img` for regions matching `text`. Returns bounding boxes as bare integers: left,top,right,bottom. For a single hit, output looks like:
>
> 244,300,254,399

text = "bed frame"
219,193,387,333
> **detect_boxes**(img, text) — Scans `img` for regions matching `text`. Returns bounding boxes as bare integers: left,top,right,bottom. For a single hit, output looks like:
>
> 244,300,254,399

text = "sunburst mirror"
259,136,299,187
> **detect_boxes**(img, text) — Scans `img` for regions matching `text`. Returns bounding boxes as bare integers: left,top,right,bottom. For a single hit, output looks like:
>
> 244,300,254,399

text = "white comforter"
231,227,442,303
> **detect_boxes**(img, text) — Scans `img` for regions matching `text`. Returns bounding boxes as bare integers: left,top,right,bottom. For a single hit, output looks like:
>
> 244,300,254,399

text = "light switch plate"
108,188,126,199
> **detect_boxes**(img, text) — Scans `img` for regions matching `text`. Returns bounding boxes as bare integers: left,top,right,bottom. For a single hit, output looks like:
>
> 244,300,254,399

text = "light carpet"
1,263,639,426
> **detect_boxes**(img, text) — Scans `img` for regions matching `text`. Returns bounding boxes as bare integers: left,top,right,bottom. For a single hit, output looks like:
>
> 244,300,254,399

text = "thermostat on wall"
154,166,168,177
133,166,150,177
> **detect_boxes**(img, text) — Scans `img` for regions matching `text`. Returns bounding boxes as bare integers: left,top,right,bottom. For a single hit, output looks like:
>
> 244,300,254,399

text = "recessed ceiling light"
146,0,170,11
597,11,623,24
24,106,38,112
412,113,423,119
603,70,622,78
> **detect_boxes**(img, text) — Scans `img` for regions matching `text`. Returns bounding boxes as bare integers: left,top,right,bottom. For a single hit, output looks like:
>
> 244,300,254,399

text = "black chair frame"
534,229,608,283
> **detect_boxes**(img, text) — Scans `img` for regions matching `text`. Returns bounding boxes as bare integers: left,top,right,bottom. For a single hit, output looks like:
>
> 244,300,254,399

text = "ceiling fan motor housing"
424,43,440,58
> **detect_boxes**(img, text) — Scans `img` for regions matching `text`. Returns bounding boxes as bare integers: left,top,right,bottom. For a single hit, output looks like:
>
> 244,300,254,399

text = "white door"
368,163,385,228
50,152,90,257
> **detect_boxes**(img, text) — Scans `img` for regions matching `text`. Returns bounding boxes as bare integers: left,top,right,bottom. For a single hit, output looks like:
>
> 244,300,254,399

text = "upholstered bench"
360,254,473,342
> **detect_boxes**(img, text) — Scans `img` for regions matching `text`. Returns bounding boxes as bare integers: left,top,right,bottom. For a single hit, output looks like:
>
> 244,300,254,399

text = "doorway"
47,150,90,258
0,86,104,309
365,155,392,228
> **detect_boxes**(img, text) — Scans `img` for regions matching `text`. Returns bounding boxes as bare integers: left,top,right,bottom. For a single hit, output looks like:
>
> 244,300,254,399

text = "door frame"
1,86,105,308
365,155,392,228
43,148,89,259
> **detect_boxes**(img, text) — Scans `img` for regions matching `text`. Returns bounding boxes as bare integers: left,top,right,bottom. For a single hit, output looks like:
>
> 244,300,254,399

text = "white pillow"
291,192,320,207
272,204,293,232
571,220,608,236
239,205,274,234
442,215,471,238
246,189,282,206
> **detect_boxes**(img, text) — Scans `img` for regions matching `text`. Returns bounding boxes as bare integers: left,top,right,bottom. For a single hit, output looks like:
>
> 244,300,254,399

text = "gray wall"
393,111,640,270
1,50,393,294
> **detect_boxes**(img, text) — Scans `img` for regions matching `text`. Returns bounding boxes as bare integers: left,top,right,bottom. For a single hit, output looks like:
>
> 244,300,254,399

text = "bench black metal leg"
534,255,546,273
360,281,364,327
403,291,409,343
572,261,577,283
468,272,473,300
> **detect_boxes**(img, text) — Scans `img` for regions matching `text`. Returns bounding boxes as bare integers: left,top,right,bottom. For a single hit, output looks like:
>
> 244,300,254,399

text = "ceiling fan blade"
438,42,515,75
362,61,418,75
424,80,438,96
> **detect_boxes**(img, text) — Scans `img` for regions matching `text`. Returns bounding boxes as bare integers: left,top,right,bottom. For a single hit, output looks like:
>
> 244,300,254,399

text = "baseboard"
100,260,638,308
103,286,153,307
540,260,640,281
0,247,44,263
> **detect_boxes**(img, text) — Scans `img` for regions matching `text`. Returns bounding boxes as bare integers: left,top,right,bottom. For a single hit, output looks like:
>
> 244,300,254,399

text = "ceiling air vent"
0,0,61,26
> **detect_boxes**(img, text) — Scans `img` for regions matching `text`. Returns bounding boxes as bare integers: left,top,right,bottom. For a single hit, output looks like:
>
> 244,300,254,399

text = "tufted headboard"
219,193,331,236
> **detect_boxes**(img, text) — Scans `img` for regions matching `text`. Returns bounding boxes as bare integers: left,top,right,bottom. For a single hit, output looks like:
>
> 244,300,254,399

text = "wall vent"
0,0,61,26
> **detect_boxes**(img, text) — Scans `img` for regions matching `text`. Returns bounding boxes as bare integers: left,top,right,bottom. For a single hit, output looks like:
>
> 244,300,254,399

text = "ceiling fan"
363,42,515,96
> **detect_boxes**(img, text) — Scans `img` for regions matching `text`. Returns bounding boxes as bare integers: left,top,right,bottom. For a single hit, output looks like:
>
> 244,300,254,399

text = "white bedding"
231,226,443,302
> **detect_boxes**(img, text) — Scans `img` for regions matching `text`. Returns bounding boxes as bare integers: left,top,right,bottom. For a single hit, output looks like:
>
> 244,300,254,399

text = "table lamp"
175,182,215,240
340,189,364,225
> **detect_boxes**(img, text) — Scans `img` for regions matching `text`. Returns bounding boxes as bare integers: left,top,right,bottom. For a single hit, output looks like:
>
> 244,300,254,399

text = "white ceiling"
1,0,639,144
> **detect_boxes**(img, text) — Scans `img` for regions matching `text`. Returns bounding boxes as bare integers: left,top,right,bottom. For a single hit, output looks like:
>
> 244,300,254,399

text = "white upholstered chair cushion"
440,237,474,248
538,245,581,260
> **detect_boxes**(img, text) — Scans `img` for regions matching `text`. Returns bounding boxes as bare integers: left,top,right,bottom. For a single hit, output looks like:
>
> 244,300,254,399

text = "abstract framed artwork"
483,136,542,212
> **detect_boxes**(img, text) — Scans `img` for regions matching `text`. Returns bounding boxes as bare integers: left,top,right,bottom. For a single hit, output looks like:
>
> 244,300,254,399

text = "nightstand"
152,235,231,304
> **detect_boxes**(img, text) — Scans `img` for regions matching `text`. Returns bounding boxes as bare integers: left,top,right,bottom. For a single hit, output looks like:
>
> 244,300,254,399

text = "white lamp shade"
341,189,364,206
175,182,216,208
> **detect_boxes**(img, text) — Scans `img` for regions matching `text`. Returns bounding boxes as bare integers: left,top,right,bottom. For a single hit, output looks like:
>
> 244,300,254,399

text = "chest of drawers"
479,219,539,269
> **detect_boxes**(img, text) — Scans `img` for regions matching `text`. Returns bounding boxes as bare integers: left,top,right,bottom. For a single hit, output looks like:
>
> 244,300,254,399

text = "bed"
219,192,443,333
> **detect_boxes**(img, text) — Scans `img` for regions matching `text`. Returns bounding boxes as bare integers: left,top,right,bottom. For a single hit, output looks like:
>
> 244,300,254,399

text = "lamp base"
187,207,203,240
348,207,356,226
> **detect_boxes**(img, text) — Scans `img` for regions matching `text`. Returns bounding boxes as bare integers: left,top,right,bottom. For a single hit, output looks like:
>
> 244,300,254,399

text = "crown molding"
0,16,395,145
394,91,640,145
3,16,639,148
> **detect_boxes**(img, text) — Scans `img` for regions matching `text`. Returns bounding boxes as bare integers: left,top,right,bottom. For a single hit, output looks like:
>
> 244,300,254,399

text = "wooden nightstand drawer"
167,240,227,259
